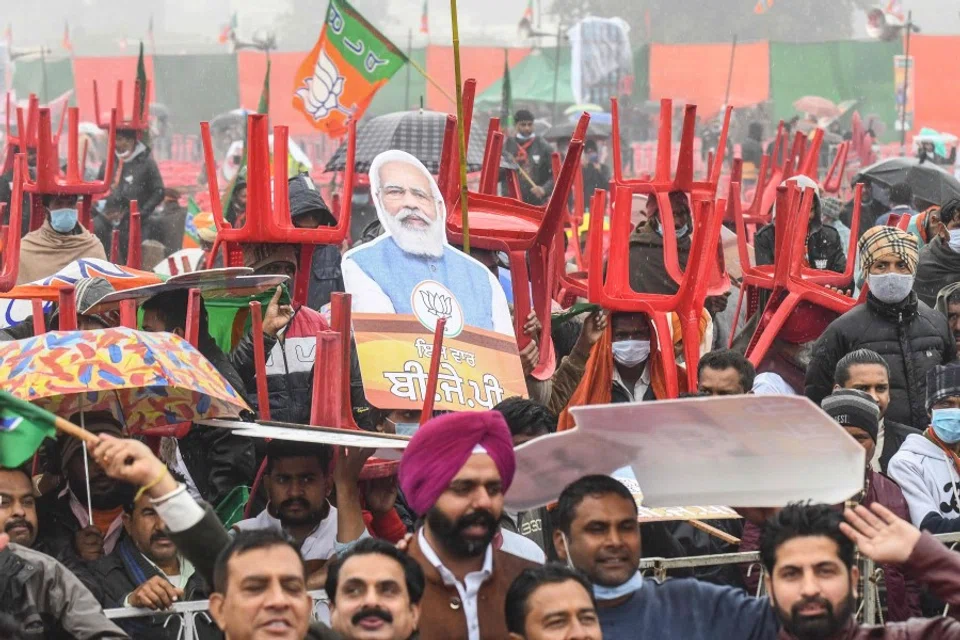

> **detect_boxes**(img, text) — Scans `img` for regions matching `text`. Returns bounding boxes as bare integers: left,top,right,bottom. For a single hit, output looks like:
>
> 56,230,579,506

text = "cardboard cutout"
342,150,524,411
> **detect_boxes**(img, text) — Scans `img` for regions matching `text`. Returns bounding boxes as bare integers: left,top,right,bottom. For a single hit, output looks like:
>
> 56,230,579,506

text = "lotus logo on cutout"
411,280,464,338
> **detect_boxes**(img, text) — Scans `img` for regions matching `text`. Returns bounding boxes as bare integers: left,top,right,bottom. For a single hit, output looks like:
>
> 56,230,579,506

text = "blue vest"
350,237,495,330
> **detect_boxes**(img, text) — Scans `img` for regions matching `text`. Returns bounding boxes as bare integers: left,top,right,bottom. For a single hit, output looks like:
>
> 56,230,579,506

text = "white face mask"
868,272,915,304
612,339,651,367
947,228,960,253
560,531,643,600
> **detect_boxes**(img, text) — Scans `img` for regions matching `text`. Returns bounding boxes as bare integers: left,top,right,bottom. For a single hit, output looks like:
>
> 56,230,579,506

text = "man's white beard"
384,207,446,259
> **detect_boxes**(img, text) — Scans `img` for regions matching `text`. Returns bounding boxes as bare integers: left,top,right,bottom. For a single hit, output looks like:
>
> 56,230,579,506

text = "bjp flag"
293,0,407,138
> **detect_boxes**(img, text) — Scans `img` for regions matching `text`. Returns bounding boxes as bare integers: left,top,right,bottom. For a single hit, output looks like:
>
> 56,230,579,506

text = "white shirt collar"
418,527,493,587
612,360,651,401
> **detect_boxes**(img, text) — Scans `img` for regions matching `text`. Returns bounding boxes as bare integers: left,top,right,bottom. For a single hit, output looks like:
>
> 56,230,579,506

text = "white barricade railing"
105,531,960,633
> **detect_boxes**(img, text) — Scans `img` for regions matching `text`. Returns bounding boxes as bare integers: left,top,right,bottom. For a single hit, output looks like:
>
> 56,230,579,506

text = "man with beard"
398,410,538,638
325,537,424,639
86,489,218,640
761,501,960,638
341,150,512,336
935,282,960,354
554,474,778,639
38,413,136,563
234,440,370,588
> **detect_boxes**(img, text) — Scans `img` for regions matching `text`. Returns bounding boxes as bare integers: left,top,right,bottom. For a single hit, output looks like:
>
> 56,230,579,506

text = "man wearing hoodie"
16,192,106,284
805,226,956,430
100,128,165,219
935,281,960,353
914,199,960,308
287,173,345,310
888,363,960,534
628,190,693,295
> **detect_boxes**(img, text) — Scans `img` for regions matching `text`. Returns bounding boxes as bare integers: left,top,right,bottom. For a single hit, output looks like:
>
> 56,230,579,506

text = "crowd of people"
2,99,960,640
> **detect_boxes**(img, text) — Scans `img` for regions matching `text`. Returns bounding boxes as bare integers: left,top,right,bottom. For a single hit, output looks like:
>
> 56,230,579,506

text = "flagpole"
449,0,469,253
405,28,412,109
40,48,48,104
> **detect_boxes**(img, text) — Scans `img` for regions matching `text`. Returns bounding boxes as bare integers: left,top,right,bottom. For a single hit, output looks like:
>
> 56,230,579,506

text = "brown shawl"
17,221,107,284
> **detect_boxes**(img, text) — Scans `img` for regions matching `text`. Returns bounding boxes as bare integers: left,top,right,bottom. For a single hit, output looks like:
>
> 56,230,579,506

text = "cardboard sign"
353,313,526,411
506,395,865,510
342,150,523,410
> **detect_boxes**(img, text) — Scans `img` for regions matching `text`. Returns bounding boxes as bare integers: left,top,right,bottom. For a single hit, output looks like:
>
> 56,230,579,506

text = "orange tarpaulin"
425,46,530,112
648,41,770,118
73,56,156,124
910,35,960,137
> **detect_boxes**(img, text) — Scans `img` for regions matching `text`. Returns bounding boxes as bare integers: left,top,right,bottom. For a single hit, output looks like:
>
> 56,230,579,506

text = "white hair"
368,150,447,258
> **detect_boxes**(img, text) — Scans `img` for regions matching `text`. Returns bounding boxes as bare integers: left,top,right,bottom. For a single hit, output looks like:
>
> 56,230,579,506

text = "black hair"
946,287,960,307
834,349,889,387
123,466,185,513
495,396,558,437
759,502,854,574
325,537,425,605
0,465,32,485
555,475,636,535
265,440,333,476
551,317,583,362
889,182,913,206
584,139,598,153
940,199,960,227
116,128,139,140
40,193,78,208
141,289,211,344
213,529,305,593
697,349,756,392
515,109,535,124
505,564,596,635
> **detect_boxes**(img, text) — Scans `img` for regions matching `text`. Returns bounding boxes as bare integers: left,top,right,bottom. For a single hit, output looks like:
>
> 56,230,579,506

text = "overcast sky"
7,0,960,53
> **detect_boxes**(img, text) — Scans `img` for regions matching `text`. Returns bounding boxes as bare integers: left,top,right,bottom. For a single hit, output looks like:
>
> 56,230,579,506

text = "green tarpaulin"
153,54,240,136
12,57,75,104
367,48,427,116
769,40,900,142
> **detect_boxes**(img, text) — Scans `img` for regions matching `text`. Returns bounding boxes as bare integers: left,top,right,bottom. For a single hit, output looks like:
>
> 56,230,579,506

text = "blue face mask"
592,571,644,601
394,422,419,436
655,221,689,238
49,208,78,233
932,408,960,444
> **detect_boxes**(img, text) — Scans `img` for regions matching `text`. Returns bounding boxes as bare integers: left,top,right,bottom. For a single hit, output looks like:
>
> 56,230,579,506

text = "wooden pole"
53,415,99,445
723,34,738,108
899,12,913,157
449,0,470,253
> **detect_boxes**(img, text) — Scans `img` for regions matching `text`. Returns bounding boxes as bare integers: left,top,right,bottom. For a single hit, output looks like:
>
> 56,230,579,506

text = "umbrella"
324,109,517,174
0,328,249,432
856,157,960,205
793,96,841,120
564,103,604,115
210,108,253,134
543,121,611,142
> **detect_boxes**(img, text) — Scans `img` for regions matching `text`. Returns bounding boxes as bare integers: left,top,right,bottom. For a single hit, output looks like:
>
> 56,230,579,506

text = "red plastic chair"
444,107,588,381
93,79,151,132
200,114,355,304
0,157,26,292
21,106,118,232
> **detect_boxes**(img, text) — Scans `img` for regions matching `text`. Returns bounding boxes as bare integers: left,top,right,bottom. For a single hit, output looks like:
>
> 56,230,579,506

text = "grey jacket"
0,543,128,639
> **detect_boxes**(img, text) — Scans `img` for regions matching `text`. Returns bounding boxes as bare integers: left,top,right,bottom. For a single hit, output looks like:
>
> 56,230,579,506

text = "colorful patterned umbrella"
0,328,249,432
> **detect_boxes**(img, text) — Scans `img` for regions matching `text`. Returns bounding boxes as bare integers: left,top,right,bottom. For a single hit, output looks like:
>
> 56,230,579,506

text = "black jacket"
754,219,847,275
804,292,957,430
502,135,555,205
840,196,888,243
880,419,923,474
306,244,345,311
915,235,960,309
85,537,219,640
98,146,165,217
0,542,127,639
628,219,692,295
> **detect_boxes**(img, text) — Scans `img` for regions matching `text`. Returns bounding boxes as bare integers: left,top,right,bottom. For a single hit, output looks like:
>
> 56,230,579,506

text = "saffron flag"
219,13,237,44
754,0,774,14
0,390,59,468
292,0,407,138
62,21,73,52
420,0,429,34
523,0,534,21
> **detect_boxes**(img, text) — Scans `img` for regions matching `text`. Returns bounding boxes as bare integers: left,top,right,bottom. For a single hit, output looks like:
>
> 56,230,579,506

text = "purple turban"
398,411,516,516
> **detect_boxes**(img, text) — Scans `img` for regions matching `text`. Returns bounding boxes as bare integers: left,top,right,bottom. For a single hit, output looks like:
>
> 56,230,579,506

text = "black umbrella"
324,109,517,174
856,157,960,206
543,121,611,142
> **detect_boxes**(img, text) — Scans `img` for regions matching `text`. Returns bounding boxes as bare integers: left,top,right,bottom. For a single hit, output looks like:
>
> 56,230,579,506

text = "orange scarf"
926,428,960,475
557,311,709,431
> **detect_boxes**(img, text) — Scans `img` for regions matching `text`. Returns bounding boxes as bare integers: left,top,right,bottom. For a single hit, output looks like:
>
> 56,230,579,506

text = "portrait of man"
342,150,512,336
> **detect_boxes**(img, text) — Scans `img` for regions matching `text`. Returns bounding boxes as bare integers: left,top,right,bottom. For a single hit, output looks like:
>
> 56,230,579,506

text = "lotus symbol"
296,49,354,122
420,290,453,319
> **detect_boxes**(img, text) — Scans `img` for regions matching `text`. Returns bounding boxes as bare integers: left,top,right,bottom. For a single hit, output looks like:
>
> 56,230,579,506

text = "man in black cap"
0,277,117,341
503,109,554,206
287,172,345,310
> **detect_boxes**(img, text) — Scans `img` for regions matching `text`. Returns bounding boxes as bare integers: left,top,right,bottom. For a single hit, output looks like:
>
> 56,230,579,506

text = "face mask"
947,229,960,253
560,532,643,600
394,422,419,436
516,131,534,142
116,148,133,160
587,152,599,163
49,208,78,233
612,339,650,367
868,272,914,304
932,408,960,444
654,221,689,238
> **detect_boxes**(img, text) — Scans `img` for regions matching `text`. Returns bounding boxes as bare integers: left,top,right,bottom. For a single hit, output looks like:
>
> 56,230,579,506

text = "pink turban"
398,411,516,516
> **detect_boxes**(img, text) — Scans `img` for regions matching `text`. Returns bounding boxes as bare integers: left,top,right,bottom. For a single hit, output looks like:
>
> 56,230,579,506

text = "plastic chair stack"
200,114,355,305
93,78,151,133
0,156,27,292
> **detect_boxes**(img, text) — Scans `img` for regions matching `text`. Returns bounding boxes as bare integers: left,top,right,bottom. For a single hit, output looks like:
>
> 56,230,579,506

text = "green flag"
0,391,59,468
501,48,512,129
183,196,202,246
223,59,271,225
205,284,291,353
